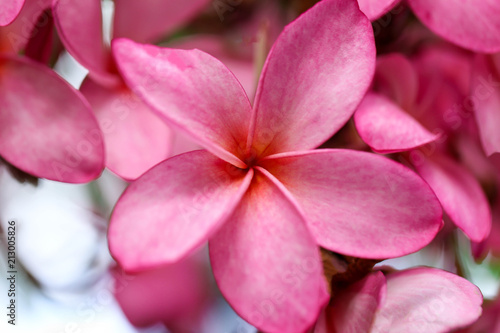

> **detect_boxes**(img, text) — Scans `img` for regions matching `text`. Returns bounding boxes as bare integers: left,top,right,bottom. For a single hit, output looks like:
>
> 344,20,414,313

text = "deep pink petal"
327,271,386,332
471,53,500,156
112,38,252,168
355,93,439,153
109,150,253,271
260,149,443,259
374,53,419,112
209,170,329,333
81,78,173,180
413,153,491,242
407,0,500,53
372,267,483,332
357,0,401,21
53,0,118,86
0,0,24,26
113,0,210,44
0,56,104,182
249,0,375,156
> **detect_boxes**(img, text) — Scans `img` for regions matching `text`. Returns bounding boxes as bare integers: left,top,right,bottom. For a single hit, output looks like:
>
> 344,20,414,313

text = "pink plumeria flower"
314,267,483,333
355,49,491,243
0,0,104,183
108,0,443,331
357,0,500,53
52,0,211,180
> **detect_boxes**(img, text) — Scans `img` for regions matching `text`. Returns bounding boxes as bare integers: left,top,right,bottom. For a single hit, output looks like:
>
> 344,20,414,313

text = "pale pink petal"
327,271,387,332
407,0,500,53
357,0,401,21
249,0,375,157
374,53,419,112
109,150,253,271
0,0,24,26
354,93,439,153
113,0,210,44
0,56,104,183
209,170,329,333
413,153,491,242
112,38,252,168
471,53,500,156
81,78,173,180
53,0,118,86
371,267,483,332
260,149,443,259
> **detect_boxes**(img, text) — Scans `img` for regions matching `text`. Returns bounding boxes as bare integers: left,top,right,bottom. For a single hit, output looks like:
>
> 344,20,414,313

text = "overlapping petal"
0,0,24,26
413,153,491,242
357,0,401,21
113,0,210,44
249,0,375,157
52,0,118,86
260,149,443,259
209,170,329,333
407,0,500,53
81,78,172,180
108,150,253,271
355,93,439,153
0,56,104,182
471,53,500,156
113,38,252,168
371,267,483,332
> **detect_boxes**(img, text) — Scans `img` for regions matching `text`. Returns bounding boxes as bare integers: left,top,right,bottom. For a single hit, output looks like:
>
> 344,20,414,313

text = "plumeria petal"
113,0,210,44
407,0,500,53
371,267,483,332
249,0,375,157
53,0,118,86
0,55,104,182
412,153,491,242
260,149,443,259
357,0,401,21
112,38,252,168
471,53,500,156
209,170,329,333
355,93,439,153
109,150,253,271
374,53,419,112
81,78,173,180
327,271,386,332
0,0,24,26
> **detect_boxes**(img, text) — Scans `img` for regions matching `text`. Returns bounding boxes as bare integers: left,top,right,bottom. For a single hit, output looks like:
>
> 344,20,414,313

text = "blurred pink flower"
108,1,443,331
0,0,104,183
354,48,492,243
314,267,483,332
